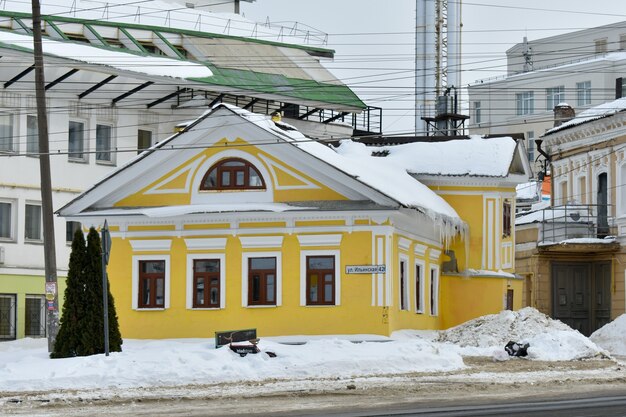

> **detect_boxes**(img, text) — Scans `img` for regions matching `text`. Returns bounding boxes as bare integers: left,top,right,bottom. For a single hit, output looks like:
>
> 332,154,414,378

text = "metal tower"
415,0,466,136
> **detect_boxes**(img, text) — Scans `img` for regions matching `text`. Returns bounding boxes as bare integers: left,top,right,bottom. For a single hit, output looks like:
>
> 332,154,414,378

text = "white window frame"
186,253,226,310
95,122,115,165
0,198,16,242
300,249,340,307
576,81,591,106
473,101,481,125
137,128,154,154
132,255,171,310
546,86,565,110
242,251,282,308
619,163,626,217
68,119,87,162
24,294,46,337
429,265,440,317
398,254,410,311
556,179,568,205
515,91,534,115
0,111,15,153
526,131,535,164
24,201,43,243
26,114,38,156
414,259,425,314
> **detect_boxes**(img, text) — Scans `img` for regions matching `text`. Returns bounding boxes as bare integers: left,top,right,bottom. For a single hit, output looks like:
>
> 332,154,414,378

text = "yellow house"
58,105,530,338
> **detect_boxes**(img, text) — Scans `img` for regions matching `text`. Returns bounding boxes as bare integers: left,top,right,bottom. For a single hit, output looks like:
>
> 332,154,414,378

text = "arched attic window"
200,158,266,190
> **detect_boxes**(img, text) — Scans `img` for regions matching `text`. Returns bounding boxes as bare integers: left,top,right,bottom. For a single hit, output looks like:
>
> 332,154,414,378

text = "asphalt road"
288,394,626,417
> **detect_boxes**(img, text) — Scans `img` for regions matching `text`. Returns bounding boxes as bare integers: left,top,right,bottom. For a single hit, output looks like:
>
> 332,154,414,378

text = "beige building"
515,99,626,335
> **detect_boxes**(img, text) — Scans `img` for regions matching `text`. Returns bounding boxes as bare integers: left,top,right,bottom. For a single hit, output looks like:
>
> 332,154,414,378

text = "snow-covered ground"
1,308,624,399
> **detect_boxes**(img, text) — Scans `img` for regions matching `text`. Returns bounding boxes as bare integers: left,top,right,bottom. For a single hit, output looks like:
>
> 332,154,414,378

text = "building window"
68,120,85,161
26,115,38,156
559,181,568,205
24,295,45,337
415,262,424,313
516,92,534,115
96,124,113,163
595,38,607,54
137,129,153,154
430,266,439,316
546,86,565,110
527,131,535,163
200,158,266,191
473,101,481,124
0,294,16,340
306,256,335,305
248,257,277,306
576,81,592,106
578,176,587,204
621,34,626,50
502,199,512,238
65,221,82,243
0,200,15,240
399,258,408,310
0,112,14,152
193,259,221,308
25,203,42,242
138,260,166,308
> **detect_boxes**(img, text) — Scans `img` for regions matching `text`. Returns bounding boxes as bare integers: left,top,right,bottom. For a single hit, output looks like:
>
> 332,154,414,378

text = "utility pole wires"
32,0,59,352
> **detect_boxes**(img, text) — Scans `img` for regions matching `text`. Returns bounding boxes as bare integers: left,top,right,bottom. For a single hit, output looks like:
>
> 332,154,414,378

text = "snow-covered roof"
544,97,626,135
516,181,540,200
59,104,464,233
333,136,518,178
215,105,462,224
0,31,212,79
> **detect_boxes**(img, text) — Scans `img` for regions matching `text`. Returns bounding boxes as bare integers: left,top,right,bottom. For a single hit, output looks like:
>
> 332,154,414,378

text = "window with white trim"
516,91,534,115
546,86,565,110
399,257,409,311
473,101,481,124
96,123,113,163
132,255,170,310
576,81,591,106
26,115,38,156
430,266,439,316
526,131,535,164
186,254,226,309
415,261,425,313
0,112,15,153
300,250,340,307
242,252,282,307
68,120,86,161
24,203,42,242
0,199,15,241
137,129,153,154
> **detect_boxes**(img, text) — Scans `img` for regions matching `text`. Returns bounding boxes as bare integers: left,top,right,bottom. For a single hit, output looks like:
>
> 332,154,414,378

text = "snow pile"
0,337,464,393
437,307,606,361
590,314,626,356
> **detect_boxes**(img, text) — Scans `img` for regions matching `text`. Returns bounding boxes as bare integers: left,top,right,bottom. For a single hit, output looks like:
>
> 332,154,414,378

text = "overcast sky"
241,0,626,134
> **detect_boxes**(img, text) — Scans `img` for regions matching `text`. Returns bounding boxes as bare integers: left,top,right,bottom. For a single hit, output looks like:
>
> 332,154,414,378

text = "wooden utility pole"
32,0,59,352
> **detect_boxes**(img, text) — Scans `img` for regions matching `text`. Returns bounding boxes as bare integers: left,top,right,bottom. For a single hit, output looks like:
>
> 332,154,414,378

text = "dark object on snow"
229,343,261,357
505,341,529,357
266,351,277,358
215,328,257,348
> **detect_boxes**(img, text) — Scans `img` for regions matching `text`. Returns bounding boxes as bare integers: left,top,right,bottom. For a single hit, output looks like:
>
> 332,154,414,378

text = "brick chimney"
553,103,575,127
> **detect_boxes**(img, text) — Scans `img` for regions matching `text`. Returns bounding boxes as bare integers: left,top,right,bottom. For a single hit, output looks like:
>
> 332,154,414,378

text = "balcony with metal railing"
535,204,617,245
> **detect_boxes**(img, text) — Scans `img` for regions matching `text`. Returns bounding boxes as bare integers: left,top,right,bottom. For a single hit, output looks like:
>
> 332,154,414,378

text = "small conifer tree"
51,227,123,358
50,229,87,358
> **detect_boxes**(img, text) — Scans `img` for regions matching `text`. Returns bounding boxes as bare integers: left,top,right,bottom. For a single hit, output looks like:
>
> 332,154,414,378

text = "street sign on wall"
345,265,386,274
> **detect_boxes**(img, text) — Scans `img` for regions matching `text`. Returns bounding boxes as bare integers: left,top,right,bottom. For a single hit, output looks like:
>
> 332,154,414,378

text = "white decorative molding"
398,237,411,251
429,248,442,261
297,234,342,247
414,244,427,257
129,239,172,251
239,235,283,248
184,238,227,250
